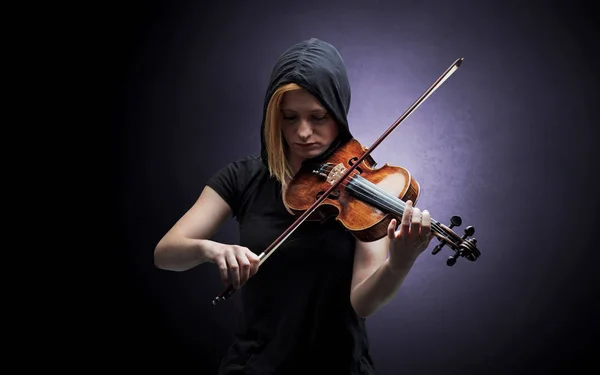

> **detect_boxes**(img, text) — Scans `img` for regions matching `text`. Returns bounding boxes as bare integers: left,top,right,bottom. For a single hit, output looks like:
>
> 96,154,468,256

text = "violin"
212,58,481,306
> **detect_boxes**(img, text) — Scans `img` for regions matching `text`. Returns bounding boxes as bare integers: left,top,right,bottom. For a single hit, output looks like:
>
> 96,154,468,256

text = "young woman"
154,37,433,375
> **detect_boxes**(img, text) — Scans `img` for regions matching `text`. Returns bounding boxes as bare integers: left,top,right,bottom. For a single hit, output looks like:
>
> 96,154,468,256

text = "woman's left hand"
387,200,433,270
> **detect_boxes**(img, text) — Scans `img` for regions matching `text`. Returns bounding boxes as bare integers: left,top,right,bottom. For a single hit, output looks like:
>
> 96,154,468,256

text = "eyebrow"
281,108,326,113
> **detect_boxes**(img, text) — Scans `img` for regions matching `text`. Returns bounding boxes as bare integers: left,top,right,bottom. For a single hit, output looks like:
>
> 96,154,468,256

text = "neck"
346,174,444,237
286,152,304,177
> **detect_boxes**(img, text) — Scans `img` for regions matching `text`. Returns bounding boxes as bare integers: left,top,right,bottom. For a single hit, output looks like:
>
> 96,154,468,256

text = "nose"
297,119,313,140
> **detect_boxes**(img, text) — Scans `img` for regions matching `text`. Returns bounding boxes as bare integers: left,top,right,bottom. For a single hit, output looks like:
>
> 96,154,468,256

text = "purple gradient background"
111,0,598,374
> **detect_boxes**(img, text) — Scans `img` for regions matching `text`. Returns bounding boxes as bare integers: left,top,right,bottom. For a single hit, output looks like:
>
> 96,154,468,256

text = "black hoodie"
260,37,354,170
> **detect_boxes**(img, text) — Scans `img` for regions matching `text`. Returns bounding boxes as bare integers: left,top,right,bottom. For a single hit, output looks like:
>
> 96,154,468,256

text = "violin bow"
212,58,464,305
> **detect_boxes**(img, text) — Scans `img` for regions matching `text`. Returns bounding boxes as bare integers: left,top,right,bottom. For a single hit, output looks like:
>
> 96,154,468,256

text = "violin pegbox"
431,215,481,266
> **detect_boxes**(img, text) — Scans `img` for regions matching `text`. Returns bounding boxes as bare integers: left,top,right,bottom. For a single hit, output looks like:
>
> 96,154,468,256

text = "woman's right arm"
154,185,260,289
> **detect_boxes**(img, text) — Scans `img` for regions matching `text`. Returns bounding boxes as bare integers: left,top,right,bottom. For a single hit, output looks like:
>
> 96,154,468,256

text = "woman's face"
280,89,339,167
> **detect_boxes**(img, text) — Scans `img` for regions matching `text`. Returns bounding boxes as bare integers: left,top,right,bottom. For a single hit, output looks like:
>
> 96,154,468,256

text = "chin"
299,148,326,159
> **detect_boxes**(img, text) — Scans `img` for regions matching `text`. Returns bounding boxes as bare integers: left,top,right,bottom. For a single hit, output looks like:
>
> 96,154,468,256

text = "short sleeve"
205,156,262,217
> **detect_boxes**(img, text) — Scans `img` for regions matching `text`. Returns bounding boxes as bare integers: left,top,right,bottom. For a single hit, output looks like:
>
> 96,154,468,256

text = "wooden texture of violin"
285,138,420,242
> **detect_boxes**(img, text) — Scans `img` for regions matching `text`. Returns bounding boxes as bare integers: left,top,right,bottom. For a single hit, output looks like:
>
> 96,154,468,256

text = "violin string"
313,164,445,236
349,174,445,235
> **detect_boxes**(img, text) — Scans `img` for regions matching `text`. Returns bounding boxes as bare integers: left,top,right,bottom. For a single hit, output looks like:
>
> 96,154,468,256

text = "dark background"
108,0,599,373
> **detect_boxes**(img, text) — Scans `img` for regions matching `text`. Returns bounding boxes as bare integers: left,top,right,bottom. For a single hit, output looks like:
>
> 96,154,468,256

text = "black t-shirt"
207,156,376,375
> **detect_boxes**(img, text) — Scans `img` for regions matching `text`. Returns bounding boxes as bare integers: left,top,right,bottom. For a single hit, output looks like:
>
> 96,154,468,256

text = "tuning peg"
432,216,462,255
431,242,445,255
446,253,459,266
462,225,475,238
449,215,462,227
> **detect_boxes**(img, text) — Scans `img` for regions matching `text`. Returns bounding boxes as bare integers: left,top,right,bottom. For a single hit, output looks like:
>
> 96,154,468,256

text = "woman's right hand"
204,241,261,289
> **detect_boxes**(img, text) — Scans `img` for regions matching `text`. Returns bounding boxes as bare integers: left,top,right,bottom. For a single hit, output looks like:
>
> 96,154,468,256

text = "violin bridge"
327,163,347,185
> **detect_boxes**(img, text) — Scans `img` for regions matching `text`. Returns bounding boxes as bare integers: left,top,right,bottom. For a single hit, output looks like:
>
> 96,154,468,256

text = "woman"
154,37,433,375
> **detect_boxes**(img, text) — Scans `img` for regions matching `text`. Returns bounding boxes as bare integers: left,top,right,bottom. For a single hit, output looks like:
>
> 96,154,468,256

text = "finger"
411,207,422,236
216,257,229,286
247,251,261,277
236,247,251,286
400,200,413,236
421,210,431,240
226,252,241,289
387,218,397,240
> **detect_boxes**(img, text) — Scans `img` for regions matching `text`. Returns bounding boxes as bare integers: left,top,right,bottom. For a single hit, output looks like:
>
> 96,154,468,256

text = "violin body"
285,138,421,242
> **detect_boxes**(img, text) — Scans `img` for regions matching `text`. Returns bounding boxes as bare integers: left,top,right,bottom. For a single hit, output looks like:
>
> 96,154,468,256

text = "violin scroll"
431,215,480,266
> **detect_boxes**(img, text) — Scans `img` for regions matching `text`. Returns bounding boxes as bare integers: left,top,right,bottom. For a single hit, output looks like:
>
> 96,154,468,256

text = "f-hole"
348,157,363,173
316,190,341,200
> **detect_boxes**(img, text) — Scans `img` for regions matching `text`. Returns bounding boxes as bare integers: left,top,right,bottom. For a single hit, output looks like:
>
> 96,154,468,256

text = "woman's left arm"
350,200,432,318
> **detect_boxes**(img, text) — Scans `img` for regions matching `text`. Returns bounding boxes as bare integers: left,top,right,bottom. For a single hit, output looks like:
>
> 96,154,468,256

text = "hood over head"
259,38,353,169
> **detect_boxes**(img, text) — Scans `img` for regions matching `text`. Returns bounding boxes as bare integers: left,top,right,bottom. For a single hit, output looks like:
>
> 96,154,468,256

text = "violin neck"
347,175,444,237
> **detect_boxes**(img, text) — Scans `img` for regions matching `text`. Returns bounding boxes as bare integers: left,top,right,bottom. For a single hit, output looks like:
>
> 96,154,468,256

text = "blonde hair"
263,82,303,190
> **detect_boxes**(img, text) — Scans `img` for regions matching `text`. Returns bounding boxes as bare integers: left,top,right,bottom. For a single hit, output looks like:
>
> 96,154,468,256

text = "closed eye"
280,112,328,122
